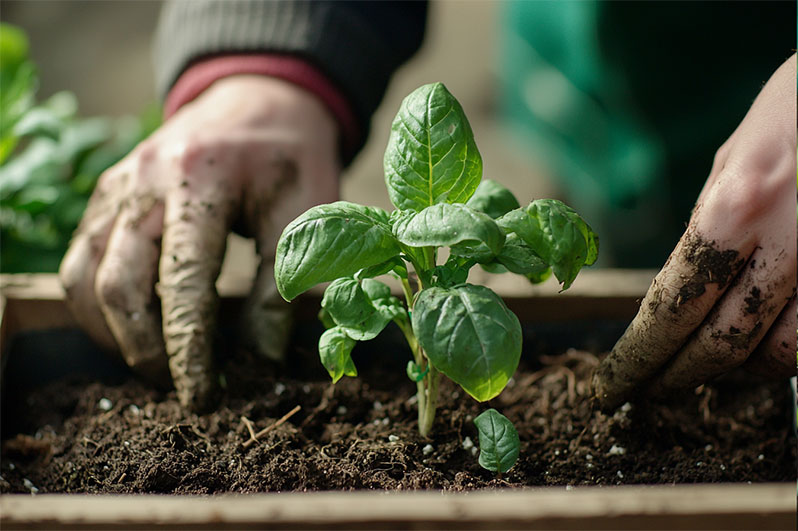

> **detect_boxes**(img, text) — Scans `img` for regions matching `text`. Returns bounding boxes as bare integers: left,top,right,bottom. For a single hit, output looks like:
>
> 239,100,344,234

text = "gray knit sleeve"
153,0,426,148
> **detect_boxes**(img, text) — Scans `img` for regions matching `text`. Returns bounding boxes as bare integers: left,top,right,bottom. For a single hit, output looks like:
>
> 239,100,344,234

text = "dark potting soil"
1,335,795,494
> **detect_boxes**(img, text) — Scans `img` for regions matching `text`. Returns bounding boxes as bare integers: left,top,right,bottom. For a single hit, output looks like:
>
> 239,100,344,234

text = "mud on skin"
670,230,745,312
592,230,751,410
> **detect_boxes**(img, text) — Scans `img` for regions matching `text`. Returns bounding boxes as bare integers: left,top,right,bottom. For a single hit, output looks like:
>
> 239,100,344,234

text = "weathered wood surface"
0,268,656,301
1,483,794,530
0,268,654,335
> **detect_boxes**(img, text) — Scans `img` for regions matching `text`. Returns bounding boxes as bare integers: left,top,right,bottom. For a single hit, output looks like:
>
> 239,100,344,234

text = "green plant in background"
0,23,160,273
274,82,599,439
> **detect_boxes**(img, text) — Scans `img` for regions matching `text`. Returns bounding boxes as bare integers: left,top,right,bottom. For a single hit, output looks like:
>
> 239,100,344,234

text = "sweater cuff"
164,54,360,157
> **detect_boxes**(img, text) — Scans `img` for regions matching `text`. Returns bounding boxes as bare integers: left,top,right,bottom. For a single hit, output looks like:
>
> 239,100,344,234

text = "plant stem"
401,277,415,311
398,247,441,437
394,316,431,434
423,246,437,270
418,363,440,438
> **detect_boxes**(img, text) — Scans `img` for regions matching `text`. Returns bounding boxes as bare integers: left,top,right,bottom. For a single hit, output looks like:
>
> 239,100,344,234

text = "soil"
1,325,795,494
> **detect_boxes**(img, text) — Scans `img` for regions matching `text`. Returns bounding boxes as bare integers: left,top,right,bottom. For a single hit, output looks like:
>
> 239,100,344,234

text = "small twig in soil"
242,405,302,448
570,423,591,453
240,415,258,440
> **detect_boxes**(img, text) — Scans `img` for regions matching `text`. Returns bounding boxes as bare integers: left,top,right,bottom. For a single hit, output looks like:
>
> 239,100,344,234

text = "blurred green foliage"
0,23,160,273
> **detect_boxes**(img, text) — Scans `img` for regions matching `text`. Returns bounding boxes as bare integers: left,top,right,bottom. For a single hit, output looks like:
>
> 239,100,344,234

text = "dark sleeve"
153,0,428,146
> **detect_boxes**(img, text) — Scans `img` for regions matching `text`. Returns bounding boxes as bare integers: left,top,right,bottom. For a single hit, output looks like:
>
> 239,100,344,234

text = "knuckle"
173,139,218,174
58,250,82,295
646,273,711,330
95,265,129,314
701,323,756,369
716,172,762,225
133,137,160,164
713,163,792,228
59,237,93,295
710,143,730,174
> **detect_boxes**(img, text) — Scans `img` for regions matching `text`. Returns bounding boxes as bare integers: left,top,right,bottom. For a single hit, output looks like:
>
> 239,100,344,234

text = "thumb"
240,247,293,363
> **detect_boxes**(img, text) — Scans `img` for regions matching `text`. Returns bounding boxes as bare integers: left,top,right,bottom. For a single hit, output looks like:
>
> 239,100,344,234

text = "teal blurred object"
0,23,160,273
499,1,794,267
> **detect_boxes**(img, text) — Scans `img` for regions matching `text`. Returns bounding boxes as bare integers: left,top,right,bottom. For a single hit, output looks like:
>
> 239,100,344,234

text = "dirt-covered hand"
59,76,340,410
593,54,797,410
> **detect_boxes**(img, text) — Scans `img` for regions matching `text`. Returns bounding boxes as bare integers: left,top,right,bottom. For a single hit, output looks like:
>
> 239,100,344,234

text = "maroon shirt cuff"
164,54,360,157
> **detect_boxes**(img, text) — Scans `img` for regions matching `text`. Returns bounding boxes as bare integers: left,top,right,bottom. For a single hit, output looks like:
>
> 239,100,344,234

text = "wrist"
164,54,360,158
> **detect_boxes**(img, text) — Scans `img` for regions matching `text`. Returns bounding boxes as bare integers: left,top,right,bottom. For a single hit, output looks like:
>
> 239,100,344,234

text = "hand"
59,75,340,410
592,54,797,410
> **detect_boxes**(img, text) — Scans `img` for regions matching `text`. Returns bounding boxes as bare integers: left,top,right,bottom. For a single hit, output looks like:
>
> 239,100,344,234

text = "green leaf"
321,277,403,340
474,409,520,474
497,199,598,289
361,278,406,321
465,179,520,219
480,262,508,275
275,201,401,301
318,327,358,383
525,267,552,285
360,277,391,300
584,228,599,266
429,262,469,288
0,24,37,148
384,82,482,211
321,278,393,341
412,284,522,401
0,24,29,71
0,138,61,199
392,203,504,260
493,233,550,277
355,255,408,280
12,107,63,141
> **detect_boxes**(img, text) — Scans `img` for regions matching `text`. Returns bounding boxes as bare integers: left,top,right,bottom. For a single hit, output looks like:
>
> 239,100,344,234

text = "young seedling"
474,409,520,477
274,82,598,436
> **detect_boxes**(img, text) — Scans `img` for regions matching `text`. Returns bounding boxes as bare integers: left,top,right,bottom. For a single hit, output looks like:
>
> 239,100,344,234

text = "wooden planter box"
1,272,794,530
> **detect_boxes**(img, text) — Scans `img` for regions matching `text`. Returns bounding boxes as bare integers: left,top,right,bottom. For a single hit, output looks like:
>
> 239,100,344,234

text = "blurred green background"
0,22,159,272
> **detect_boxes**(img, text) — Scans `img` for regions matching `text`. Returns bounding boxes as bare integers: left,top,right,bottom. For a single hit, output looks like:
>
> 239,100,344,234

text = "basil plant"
275,83,598,436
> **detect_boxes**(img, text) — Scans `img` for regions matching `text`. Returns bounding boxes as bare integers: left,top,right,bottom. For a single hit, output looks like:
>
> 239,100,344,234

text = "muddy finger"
743,296,797,379
592,227,754,410
646,246,795,396
159,154,238,411
95,196,170,385
60,230,117,350
58,170,129,351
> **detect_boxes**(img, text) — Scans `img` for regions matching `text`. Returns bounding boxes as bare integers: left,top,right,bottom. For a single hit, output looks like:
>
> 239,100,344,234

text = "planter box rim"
1,483,794,530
